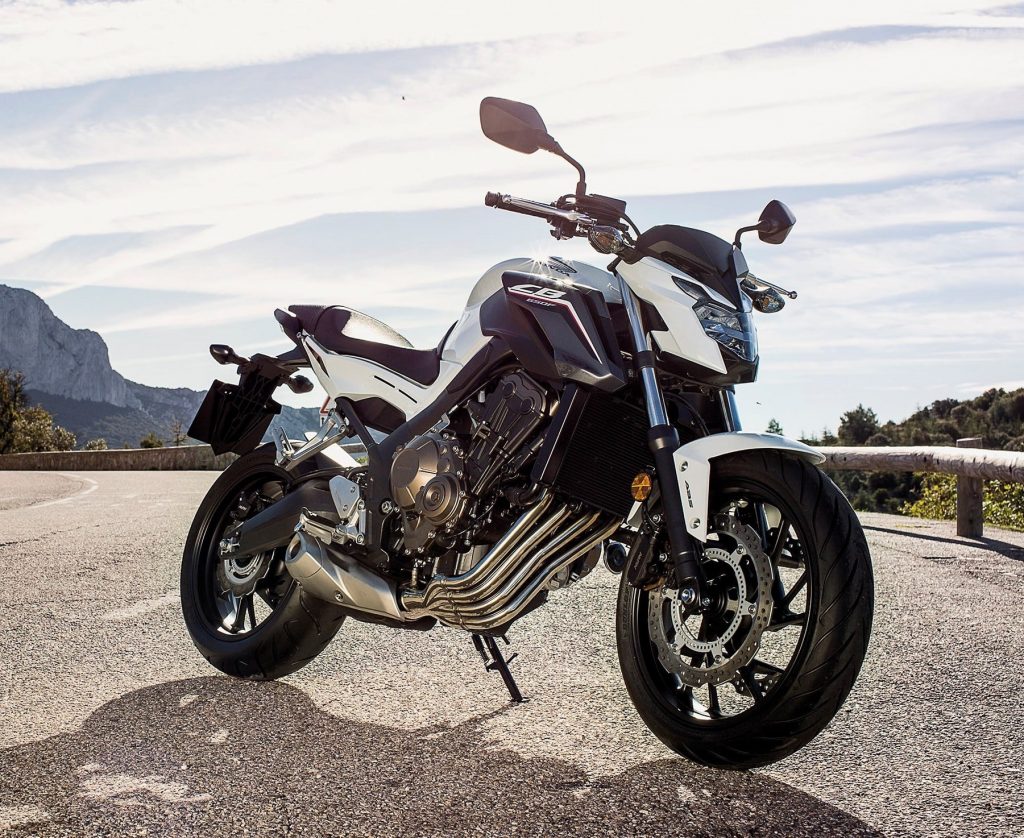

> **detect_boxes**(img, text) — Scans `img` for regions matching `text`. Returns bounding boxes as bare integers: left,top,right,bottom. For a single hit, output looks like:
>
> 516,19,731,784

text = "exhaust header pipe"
400,496,617,632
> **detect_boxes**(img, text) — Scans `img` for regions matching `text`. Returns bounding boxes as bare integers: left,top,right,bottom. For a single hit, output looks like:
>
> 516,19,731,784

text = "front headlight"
693,302,758,361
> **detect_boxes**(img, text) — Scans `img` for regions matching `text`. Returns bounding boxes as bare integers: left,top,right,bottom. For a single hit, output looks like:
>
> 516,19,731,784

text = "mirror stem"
732,224,759,249
549,141,587,198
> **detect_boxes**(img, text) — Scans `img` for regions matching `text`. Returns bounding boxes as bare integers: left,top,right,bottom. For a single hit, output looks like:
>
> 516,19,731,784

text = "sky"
0,0,1022,437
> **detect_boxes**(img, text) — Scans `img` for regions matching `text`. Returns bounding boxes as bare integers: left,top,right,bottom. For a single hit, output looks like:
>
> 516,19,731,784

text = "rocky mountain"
0,284,319,448
0,285,138,407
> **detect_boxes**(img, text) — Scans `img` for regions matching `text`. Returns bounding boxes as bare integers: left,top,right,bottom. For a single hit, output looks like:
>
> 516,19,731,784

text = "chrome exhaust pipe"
459,518,620,632
400,498,619,632
401,493,556,611
426,506,576,609
444,512,599,616
285,532,406,621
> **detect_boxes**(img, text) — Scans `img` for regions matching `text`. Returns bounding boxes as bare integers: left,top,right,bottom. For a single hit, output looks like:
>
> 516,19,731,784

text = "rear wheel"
616,450,873,768
180,445,346,679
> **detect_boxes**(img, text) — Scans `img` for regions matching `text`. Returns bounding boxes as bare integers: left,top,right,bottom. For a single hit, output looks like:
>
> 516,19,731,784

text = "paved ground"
0,471,1021,837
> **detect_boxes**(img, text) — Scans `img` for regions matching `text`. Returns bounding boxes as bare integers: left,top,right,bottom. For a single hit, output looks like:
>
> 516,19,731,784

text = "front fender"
671,432,824,541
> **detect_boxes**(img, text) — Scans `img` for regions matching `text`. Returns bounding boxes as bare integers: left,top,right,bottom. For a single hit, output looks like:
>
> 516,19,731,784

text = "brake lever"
743,274,797,299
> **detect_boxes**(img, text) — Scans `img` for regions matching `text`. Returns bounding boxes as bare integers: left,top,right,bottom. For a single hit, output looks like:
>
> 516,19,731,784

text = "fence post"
956,437,984,538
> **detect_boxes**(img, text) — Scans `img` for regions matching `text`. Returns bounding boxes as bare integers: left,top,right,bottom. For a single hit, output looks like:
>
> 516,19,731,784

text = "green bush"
9,405,77,453
50,425,77,452
903,473,1024,531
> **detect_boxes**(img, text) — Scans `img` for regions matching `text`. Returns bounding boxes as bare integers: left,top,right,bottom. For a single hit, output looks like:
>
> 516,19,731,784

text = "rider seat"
276,305,442,385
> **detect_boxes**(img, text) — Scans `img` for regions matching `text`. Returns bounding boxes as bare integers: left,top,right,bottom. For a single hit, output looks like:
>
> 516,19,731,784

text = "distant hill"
0,284,319,448
806,387,1024,512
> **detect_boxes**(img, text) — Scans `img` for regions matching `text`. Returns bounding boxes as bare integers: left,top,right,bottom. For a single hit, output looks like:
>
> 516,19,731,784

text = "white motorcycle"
182,97,873,768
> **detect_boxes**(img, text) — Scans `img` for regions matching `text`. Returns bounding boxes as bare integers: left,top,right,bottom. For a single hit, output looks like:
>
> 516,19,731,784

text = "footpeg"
472,634,525,703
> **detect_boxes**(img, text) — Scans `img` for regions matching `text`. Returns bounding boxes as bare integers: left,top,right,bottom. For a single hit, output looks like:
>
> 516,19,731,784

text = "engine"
388,372,547,555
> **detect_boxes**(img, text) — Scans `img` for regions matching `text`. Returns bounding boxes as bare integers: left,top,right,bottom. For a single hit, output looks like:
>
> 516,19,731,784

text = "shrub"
51,425,77,451
84,438,108,451
139,432,164,449
903,473,1024,531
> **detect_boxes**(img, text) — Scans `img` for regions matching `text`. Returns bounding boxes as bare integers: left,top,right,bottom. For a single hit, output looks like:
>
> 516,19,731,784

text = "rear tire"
180,445,346,680
616,450,873,768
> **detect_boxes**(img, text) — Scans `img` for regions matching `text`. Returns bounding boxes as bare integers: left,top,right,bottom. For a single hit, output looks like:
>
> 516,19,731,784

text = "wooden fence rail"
816,438,1024,538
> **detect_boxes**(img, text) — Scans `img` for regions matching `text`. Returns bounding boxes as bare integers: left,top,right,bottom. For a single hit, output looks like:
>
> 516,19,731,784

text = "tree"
169,418,188,446
140,431,164,448
765,418,783,435
838,405,880,446
85,438,108,451
0,368,28,454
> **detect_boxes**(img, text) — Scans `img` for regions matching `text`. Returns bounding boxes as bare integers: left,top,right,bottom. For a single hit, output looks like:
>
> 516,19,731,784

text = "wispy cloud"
0,1,1021,432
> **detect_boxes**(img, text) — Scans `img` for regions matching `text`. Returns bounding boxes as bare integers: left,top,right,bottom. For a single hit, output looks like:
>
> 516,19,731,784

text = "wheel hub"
647,513,774,688
217,551,273,597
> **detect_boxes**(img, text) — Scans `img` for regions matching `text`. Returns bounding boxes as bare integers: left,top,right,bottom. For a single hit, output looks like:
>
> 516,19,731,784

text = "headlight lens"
693,302,758,361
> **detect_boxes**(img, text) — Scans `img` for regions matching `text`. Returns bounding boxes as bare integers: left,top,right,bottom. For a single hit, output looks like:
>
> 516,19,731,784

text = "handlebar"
485,191,634,253
484,192,595,227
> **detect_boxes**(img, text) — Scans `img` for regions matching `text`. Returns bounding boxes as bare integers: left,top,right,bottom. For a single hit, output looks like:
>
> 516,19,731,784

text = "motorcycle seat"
279,305,442,385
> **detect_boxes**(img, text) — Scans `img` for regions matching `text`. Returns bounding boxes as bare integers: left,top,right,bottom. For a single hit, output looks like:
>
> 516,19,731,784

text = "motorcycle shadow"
0,676,881,837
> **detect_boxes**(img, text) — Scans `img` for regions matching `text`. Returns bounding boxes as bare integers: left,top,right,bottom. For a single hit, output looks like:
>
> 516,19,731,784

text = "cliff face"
0,284,320,448
0,285,140,408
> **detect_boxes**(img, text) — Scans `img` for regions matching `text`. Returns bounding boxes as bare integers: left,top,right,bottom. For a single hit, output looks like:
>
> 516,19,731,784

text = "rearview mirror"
480,97,556,155
757,200,796,245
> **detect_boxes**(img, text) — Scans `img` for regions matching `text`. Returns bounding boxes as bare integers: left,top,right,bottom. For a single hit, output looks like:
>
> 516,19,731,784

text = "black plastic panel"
188,378,281,455
481,271,626,392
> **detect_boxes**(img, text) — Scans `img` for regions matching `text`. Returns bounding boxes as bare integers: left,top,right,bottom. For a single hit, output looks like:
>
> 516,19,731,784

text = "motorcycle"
181,97,873,769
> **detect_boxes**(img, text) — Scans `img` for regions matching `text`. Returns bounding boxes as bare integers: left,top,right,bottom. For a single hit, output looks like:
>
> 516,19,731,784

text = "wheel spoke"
244,594,257,631
707,683,721,716
766,609,807,632
688,618,709,668
227,595,246,633
750,658,785,677
769,516,790,563
780,571,808,609
739,666,765,704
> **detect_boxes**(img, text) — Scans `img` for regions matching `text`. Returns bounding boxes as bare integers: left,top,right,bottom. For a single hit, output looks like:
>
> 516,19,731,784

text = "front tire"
180,445,346,680
616,450,873,768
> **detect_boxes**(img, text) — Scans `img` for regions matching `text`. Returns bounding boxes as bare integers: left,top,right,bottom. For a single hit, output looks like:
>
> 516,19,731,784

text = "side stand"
472,634,525,703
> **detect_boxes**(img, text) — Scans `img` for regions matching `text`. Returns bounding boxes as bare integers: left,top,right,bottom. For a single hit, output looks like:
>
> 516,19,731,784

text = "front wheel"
616,450,873,769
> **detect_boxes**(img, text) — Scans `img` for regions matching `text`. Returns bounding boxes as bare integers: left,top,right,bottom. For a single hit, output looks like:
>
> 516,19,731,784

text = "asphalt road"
0,471,1021,837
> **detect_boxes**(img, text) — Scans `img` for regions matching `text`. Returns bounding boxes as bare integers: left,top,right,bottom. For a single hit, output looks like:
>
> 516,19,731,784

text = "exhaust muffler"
285,532,406,622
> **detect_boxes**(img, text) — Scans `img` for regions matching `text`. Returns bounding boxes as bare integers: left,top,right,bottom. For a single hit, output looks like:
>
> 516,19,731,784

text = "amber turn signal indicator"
630,471,652,502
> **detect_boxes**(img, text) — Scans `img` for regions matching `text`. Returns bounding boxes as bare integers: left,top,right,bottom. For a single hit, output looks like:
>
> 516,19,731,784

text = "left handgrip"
484,192,554,220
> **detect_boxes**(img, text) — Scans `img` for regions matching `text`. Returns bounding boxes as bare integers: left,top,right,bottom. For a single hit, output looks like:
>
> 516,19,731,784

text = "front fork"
618,277,707,605
716,382,787,606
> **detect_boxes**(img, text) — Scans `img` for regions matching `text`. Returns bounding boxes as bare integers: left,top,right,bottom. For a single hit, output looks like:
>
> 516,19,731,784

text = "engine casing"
388,371,548,555
390,433,468,554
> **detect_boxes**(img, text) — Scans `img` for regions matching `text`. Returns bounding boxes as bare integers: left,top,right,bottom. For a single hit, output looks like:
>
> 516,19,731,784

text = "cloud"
0,1,1022,432
1,1,1015,93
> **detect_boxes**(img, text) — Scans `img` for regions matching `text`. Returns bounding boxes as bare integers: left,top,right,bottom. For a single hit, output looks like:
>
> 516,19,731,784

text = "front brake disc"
647,513,774,688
